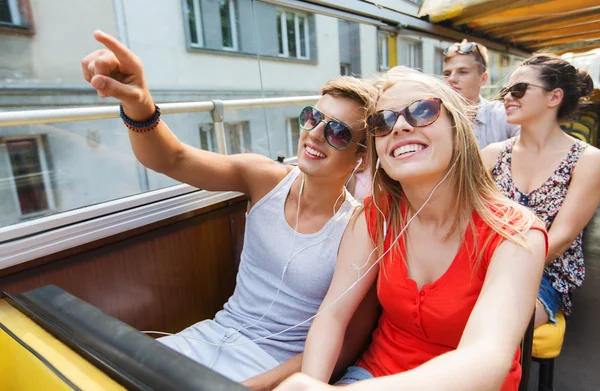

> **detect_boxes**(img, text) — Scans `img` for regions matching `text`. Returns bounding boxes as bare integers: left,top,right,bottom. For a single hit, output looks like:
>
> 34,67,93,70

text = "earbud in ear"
355,158,363,170
375,157,380,170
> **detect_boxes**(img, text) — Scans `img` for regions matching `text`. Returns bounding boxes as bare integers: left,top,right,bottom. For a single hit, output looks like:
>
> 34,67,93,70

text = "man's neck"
467,94,481,106
292,173,347,217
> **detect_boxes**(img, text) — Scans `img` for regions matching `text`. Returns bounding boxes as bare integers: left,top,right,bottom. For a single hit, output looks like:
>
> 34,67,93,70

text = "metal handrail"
0,95,321,127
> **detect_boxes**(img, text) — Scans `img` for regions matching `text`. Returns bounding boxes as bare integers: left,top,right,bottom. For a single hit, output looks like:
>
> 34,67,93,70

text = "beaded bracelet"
120,104,161,133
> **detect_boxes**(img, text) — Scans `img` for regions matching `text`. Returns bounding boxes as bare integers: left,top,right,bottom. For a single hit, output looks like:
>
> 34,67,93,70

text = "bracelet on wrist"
120,104,161,133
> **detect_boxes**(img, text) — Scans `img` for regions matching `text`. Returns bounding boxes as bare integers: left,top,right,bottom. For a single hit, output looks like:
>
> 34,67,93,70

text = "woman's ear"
548,88,564,109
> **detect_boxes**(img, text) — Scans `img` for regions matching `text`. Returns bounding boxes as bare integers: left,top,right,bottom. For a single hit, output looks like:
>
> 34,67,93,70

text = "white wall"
359,24,378,77
0,0,119,85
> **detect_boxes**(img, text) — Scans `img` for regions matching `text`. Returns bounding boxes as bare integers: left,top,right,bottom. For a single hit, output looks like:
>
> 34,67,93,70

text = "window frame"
220,0,239,52
378,31,390,72
286,117,300,157
340,63,351,76
277,9,310,60
406,40,422,70
1,0,21,26
198,121,250,154
0,0,34,35
3,135,56,218
228,122,250,154
186,0,204,48
434,47,444,75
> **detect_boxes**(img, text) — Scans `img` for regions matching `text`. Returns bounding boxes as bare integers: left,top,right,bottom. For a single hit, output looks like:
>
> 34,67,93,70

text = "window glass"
0,0,528,233
0,0,13,24
378,31,389,71
220,0,237,50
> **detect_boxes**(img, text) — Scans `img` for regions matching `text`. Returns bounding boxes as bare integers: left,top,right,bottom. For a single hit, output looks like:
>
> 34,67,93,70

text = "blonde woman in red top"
274,67,548,391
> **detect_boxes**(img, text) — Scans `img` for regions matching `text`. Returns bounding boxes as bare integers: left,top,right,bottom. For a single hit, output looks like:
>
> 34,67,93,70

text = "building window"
338,20,361,76
378,31,389,71
277,9,309,59
4,136,55,216
406,41,422,70
340,63,351,76
398,38,422,70
434,48,444,75
185,0,204,47
287,118,300,157
185,0,238,51
200,122,251,154
219,0,238,51
0,0,21,25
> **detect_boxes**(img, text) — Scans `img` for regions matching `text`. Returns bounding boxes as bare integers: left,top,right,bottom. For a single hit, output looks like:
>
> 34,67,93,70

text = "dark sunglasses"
443,42,487,68
298,106,366,150
367,98,443,137
499,82,549,100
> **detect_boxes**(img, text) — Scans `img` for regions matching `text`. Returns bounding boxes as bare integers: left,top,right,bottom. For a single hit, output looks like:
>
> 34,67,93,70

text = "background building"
0,0,527,227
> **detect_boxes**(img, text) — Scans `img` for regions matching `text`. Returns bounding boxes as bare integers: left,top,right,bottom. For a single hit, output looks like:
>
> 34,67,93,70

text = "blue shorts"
335,366,374,385
538,273,562,324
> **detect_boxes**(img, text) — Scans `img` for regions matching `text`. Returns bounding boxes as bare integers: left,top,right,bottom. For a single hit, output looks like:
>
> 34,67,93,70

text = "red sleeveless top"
358,197,548,391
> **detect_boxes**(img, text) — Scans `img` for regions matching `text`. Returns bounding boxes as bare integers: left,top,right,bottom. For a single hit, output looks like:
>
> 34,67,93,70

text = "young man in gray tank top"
82,31,381,388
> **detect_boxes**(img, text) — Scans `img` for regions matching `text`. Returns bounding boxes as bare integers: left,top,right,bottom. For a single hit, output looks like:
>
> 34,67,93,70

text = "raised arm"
81,31,287,199
544,147,600,264
301,212,379,382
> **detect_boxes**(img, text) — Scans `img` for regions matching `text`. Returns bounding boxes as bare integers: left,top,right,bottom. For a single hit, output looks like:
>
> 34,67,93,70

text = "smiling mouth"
305,145,326,158
392,144,426,158
505,105,521,112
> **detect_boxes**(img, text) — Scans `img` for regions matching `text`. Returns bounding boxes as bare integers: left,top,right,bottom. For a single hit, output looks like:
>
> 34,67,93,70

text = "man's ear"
479,71,489,87
548,88,564,109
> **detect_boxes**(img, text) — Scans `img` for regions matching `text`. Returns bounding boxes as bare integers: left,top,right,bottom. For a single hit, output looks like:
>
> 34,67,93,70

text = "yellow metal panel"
420,0,600,54
455,0,599,26
388,34,398,68
492,13,600,38
530,32,600,49
513,22,600,43
556,42,600,54
0,300,126,391
1,328,75,391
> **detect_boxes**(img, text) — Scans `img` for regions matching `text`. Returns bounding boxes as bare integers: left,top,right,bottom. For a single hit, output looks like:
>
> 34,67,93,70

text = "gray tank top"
214,167,360,363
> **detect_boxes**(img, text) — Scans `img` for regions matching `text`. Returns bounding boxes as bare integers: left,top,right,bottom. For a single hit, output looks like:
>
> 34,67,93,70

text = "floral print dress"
492,137,588,316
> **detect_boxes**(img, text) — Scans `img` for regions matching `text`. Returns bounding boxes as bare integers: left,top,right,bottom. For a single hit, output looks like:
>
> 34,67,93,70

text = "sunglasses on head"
298,106,366,150
443,42,487,68
499,82,550,100
367,98,443,137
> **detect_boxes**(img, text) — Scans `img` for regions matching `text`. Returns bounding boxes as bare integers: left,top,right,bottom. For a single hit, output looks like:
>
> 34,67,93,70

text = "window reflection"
0,0,531,230
4,137,53,216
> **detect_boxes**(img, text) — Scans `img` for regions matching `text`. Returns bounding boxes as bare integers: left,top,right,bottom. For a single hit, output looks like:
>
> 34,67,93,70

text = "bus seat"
531,310,567,391
563,127,589,142
533,310,566,359
581,110,598,121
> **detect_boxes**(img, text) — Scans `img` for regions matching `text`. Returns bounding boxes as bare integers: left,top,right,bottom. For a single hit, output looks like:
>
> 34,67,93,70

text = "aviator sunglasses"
367,98,443,137
298,106,366,150
443,42,487,68
499,82,549,100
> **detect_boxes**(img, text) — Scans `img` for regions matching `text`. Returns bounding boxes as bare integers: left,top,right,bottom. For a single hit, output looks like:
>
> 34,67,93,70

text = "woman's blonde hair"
366,66,537,263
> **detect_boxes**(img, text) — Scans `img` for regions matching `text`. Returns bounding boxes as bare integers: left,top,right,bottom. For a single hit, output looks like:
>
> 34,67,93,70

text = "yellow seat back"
532,311,566,359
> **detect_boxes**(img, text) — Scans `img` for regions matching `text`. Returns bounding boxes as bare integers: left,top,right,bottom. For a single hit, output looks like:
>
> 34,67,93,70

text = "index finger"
93,30,138,67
